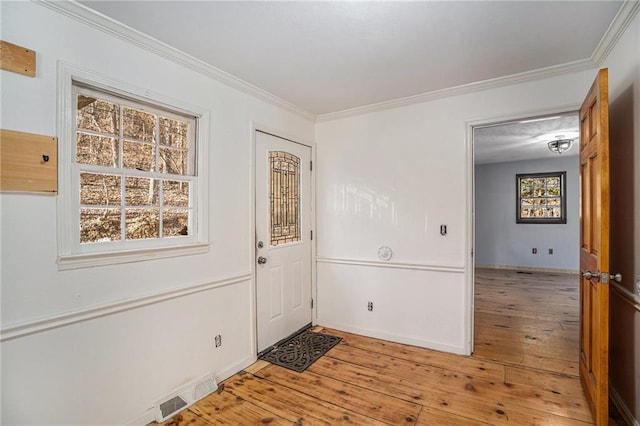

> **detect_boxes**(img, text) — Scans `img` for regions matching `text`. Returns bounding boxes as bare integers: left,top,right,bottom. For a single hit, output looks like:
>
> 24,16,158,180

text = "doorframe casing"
249,123,317,357
464,104,581,355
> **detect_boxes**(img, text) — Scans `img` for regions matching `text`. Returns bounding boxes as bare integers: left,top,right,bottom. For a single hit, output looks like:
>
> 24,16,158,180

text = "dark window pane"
125,177,159,206
76,133,118,167
547,177,560,187
163,209,189,237
159,147,188,175
80,208,121,243
159,117,189,149
123,107,156,142
547,186,560,196
125,208,159,240
80,173,121,205
163,180,189,207
520,185,532,197
123,141,155,171
77,96,119,135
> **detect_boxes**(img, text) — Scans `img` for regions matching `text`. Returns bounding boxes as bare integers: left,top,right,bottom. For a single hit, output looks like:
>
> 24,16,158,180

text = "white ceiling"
474,113,580,164
79,1,623,116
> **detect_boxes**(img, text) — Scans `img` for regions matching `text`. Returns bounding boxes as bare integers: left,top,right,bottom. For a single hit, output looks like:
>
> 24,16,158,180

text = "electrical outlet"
367,301,373,312
548,248,553,255
214,335,222,348
532,248,537,254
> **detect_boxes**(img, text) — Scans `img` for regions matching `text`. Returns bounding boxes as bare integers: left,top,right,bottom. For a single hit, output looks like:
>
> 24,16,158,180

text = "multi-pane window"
75,84,196,245
269,151,300,246
516,171,566,224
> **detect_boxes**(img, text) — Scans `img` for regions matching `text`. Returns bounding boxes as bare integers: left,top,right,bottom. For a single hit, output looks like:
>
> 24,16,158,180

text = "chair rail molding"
0,272,252,342
316,257,464,274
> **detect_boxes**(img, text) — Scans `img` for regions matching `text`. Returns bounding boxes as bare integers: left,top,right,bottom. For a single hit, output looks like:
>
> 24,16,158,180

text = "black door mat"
259,330,341,373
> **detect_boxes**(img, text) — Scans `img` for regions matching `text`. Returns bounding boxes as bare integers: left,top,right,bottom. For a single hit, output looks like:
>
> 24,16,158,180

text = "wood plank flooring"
156,268,623,425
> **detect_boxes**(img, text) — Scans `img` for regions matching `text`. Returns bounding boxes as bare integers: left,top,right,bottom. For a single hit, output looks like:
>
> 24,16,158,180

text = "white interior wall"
2,1,638,424
474,156,580,271
0,2,314,424
315,69,597,355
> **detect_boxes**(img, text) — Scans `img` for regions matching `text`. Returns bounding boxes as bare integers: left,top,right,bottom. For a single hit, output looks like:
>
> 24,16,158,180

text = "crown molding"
591,0,640,66
34,0,638,124
317,59,596,122
34,0,316,122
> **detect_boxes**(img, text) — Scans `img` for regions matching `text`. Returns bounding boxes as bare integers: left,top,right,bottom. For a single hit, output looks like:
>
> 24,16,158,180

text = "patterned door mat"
259,330,342,372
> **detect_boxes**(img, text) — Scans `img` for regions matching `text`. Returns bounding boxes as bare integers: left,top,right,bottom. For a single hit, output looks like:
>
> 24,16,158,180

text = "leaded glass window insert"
269,151,300,246
75,85,195,244
516,171,567,224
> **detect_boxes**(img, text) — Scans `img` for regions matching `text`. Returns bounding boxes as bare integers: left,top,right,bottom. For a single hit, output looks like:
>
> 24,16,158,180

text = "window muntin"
269,151,301,246
516,171,567,224
74,85,196,246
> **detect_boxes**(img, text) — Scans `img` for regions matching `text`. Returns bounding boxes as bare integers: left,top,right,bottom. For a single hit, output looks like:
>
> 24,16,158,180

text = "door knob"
257,256,267,265
583,270,600,280
609,273,622,283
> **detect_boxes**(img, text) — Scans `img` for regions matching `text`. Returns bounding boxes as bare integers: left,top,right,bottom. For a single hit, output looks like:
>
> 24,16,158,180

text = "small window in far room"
516,171,566,224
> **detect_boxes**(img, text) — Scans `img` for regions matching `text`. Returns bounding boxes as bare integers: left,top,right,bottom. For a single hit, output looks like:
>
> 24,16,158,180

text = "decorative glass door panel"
269,151,300,246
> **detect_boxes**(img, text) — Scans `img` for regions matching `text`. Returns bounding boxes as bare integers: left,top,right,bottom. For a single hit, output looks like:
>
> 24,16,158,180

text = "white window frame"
57,62,209,270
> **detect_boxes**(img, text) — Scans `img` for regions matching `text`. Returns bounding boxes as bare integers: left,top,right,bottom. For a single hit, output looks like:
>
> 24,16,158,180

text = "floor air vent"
159,395,188,420
155,374,218,422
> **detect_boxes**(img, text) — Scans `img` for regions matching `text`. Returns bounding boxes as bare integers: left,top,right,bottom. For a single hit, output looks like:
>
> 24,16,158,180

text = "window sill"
57,242,209,270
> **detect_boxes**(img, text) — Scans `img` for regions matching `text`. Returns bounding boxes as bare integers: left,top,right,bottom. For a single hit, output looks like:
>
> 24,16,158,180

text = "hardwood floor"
158,268,620,425
473,268,581,377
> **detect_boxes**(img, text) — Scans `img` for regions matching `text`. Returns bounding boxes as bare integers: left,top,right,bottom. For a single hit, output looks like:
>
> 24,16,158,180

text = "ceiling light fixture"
547,135,573,154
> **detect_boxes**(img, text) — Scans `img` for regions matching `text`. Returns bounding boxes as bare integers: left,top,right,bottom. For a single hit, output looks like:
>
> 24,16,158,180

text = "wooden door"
579,68,610,426
255,131,312,353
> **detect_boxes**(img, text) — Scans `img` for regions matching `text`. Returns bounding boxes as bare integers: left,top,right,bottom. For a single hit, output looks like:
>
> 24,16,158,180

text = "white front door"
255,131,312,353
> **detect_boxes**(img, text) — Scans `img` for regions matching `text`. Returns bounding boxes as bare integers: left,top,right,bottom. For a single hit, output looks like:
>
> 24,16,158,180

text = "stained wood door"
255,131,312,353
579,68,610,426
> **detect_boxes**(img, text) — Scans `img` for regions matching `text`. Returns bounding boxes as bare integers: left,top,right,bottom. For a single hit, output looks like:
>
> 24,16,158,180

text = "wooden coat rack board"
0,40,36,77
0,40,56,193
0,129,58,194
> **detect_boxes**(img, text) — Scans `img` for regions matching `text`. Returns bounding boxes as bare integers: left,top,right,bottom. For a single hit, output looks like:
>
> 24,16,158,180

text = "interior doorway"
471,111,581,372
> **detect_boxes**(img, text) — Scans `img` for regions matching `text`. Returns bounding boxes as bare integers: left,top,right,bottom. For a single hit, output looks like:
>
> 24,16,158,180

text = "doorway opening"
471,111,581,375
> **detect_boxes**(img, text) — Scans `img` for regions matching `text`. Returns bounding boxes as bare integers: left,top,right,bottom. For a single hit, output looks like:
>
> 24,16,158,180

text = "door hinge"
310,161,313,171
311,299,314,309
310,230,313,240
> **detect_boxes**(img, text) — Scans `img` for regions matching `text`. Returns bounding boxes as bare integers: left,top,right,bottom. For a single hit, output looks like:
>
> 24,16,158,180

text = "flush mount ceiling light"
547,135,573,154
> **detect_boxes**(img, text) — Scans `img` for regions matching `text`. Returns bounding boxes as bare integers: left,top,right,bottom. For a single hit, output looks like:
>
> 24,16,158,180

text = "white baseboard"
123,354,257,425
610,385,639,426
317,321,468,355
475,264,579,274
